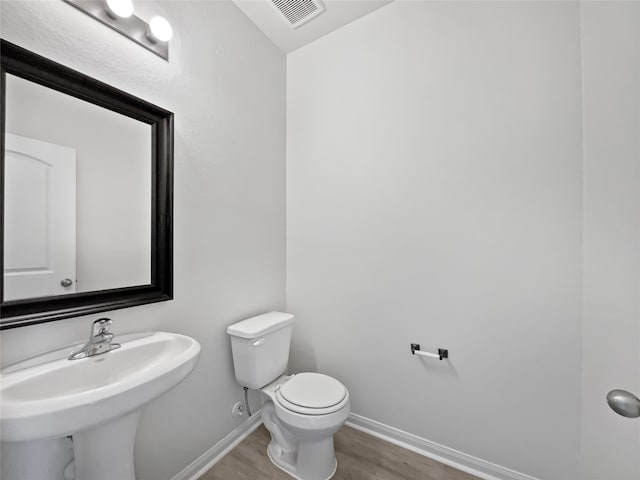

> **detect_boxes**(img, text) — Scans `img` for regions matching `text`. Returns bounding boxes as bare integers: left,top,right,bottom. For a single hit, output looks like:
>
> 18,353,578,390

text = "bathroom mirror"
0,40,173,329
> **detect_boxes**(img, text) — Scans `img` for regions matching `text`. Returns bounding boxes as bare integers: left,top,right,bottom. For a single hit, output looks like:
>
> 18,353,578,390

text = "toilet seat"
276,373,348,416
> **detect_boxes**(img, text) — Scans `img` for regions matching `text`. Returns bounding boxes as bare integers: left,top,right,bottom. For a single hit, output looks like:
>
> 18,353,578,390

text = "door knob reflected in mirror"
607,389,640,418
60,278,73,288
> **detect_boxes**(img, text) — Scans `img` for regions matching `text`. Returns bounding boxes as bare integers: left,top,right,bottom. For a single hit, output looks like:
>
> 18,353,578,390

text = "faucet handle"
91,318,112,337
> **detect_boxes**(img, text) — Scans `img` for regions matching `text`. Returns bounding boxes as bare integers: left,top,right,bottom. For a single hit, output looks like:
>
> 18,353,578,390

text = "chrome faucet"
68,318,121,360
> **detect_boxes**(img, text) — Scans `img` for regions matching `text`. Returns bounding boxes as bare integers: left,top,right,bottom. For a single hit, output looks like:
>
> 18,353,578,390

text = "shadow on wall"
415,355,460,380
289,334,318,373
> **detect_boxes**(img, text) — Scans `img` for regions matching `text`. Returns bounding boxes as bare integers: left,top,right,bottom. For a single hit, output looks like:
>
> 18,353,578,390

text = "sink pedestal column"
73,410,140,480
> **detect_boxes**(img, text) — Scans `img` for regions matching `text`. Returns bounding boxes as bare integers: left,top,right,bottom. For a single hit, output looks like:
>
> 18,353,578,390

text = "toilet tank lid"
226,311,294,339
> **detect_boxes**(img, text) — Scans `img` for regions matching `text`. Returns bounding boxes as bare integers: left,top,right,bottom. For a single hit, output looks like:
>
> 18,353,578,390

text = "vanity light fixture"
62,0,171,61
147,16,173,43
104,0,134,19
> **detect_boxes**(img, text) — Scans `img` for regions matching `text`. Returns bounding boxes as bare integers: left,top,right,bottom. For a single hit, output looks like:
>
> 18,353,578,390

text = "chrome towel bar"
410,343,448,361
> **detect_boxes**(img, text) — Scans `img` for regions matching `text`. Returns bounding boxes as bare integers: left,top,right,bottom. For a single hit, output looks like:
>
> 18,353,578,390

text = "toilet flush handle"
253,338,265,347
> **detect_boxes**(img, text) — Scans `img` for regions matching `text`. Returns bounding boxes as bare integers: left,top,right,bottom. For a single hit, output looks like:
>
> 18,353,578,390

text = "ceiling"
232,0,394,53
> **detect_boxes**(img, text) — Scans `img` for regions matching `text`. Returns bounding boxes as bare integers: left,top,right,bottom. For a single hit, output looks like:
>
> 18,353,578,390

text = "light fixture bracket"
63,0,169,61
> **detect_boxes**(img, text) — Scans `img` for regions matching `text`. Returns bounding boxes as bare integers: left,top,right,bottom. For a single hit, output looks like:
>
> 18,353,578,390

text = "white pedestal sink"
0,331,201,480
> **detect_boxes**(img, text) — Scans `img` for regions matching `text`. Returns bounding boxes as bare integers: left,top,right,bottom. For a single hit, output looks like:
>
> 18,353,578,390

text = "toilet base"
267,439,337,480
259,375,349,480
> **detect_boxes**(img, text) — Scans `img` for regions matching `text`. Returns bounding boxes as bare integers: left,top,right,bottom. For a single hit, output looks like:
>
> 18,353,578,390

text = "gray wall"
286,2,583,479
0,1,286,480
580,2,640,479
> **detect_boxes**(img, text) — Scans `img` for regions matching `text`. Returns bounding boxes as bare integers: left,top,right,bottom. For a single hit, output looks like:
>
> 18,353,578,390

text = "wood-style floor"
202,424,480,480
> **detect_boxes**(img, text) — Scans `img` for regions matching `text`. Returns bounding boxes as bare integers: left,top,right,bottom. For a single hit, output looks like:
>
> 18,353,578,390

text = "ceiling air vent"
271,0,326,29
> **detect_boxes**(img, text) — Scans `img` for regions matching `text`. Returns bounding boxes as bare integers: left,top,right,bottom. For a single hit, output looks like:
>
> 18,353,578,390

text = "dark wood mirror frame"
0,39,173,329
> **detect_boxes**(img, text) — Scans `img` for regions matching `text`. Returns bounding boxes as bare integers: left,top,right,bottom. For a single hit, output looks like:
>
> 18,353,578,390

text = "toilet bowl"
261,373,350,480
226,312,350,480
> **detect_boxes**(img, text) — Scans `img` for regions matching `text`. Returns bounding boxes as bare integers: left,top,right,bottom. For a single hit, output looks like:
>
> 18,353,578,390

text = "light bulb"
105,0,134,19
148,16,173,43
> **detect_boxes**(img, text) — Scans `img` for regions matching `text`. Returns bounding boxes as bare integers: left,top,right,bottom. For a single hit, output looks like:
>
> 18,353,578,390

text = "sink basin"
0,331,200,480
1,331,200,442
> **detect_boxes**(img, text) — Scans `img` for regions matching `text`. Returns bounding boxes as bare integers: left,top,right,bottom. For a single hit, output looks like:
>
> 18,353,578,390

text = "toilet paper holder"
410,343,449,361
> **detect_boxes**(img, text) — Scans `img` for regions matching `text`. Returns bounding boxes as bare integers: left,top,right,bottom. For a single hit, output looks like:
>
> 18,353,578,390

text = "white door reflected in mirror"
4,134,76,300
3,74,152,301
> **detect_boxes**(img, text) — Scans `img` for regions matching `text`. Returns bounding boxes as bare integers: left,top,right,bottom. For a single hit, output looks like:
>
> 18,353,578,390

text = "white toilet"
227,312,350,480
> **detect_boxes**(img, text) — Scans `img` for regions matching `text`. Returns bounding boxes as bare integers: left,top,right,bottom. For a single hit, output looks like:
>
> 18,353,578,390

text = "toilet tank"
226,312,294,389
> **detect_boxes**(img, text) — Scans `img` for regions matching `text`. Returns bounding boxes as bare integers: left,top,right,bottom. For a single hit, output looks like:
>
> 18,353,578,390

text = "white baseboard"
346,413,540,480
171,410,263,480
171,409,539,480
